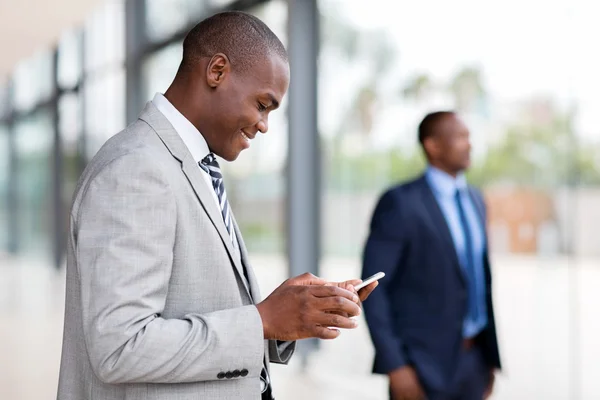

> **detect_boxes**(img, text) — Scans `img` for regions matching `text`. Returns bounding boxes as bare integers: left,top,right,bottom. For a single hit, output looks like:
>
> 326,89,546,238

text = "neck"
165,78,218,155
429,162,462,178
165,79,193,119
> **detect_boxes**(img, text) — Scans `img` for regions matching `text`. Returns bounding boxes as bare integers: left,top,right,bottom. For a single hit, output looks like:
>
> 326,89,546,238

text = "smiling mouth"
240,131,253,141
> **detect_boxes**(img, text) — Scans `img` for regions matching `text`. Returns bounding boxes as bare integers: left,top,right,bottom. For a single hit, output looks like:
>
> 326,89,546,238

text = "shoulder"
373,175,425,216
72,122,176,208
83,121,173,182
382,175,425,202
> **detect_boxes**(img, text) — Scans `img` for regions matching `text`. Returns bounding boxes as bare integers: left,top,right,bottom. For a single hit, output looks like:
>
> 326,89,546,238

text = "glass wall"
13,110,54,260
0,0,288,261
144,0,209,42
83,0,126,160
318,0,600,398
142,41,183,101
139,0,289,254
223,0,288,254
0,123,9,252
0,80,9,253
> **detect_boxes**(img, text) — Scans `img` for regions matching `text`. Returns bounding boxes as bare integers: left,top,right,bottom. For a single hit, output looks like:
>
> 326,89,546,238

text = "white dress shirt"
152,93,240,255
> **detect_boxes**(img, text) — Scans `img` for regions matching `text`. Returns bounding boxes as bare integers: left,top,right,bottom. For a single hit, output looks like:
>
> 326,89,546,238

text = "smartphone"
355,272,385,290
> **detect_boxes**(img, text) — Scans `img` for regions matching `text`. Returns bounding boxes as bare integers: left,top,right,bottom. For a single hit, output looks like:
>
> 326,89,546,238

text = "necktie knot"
201,153,218,168
199,153,223,180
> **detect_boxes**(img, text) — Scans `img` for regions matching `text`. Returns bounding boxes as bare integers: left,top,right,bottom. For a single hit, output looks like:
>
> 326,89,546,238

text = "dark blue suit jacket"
362,174,501,391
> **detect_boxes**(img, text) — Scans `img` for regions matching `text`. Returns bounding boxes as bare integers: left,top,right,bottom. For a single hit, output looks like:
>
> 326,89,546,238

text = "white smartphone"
355,272,385,290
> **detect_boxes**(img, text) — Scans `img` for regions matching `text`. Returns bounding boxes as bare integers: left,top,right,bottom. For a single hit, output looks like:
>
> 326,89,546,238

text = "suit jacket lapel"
418,175,466,285
231,214,261,301
139,102,252,299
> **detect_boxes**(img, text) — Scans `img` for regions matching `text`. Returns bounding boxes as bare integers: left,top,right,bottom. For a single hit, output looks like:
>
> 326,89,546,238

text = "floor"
1,253,599,400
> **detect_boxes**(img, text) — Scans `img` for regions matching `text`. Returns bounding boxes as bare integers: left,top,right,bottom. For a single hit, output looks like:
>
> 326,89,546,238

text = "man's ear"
206,53,230,88
423,137,439,160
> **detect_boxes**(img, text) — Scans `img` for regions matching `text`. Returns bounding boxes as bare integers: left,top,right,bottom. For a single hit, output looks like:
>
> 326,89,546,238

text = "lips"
240,130,256,141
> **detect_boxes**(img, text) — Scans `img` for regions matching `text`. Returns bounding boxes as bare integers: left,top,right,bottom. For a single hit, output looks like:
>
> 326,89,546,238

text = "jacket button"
217,372,225,379
225,371,234,379
233,370,241,378
240,369,248,377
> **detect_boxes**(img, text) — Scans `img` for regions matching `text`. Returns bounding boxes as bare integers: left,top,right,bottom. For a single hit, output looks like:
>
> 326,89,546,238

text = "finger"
358,281,379,302
340,279,362,287
318,296,361,317
329,282,360,300
287,272,328,286
326,311,350,318
316,312,359,330
310,285,359,303
312,326,341,340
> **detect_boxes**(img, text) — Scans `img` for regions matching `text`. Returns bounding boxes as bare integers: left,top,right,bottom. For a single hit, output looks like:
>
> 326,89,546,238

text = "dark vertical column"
51,49,64,269
125,0,148,125
286,0,321,364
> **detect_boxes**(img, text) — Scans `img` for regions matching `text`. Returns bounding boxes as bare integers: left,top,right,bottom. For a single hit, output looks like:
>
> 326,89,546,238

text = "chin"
222,150,243,162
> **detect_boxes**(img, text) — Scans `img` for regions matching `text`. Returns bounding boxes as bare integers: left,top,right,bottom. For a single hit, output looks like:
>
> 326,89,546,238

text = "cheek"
240,105,261,127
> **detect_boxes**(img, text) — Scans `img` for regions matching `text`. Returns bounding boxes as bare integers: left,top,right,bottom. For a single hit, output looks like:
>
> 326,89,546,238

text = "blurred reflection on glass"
13,50,53,112
142,42,183,101
83,68,126,160
206,0,236,9
14,111,53,260
186,0,209,18
59,93,82,205
222,0,288,254
0,124,9,251
0,82,9,118
84,0,125,74
145,0,190,41
58,29,83,90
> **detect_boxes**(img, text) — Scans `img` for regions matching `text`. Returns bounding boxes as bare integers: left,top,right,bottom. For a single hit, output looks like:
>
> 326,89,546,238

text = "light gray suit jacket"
57,102,295,400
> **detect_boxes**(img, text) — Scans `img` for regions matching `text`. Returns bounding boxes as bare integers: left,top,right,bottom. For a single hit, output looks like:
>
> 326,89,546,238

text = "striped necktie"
199,153,274,399
199,153,235,247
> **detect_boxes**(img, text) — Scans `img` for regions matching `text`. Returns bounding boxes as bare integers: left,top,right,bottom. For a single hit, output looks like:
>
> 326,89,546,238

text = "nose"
256,117,268,134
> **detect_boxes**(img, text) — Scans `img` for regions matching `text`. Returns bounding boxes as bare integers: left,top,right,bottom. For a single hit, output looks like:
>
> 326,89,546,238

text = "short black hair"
418,111,456,145
181,11,288,74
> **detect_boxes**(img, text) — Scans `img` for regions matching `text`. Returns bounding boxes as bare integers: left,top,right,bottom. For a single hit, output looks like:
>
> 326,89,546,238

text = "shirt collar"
152,92,211,163
425,165,468,197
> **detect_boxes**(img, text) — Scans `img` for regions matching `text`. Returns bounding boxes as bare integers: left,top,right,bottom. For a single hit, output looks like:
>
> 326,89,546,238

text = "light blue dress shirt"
425,166,488,338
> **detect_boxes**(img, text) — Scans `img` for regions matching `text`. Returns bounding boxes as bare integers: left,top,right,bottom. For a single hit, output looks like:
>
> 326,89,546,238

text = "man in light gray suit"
57,11,377,400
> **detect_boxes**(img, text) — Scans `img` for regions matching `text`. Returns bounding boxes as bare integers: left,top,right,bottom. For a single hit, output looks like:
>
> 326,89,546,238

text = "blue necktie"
455,189,479,323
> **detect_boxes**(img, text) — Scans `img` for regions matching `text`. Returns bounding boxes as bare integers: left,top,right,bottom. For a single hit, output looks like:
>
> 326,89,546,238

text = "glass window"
0,81,9,118
14,110,54,260
58,28,83,90
84,0,125,74
0,124,9,252
145,0,190,42
221,0,288,254
13,49,54,112
206,0,236,8
59,93,83,241
83,68,126,159
142,41,183,101
186,0,210,19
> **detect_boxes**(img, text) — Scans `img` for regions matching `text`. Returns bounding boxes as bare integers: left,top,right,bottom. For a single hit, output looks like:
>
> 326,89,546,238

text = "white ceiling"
0,0,105,82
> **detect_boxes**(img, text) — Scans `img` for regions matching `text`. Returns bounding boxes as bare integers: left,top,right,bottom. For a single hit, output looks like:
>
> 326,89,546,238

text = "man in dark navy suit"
362,111,501,400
